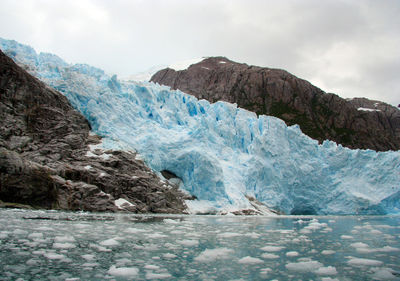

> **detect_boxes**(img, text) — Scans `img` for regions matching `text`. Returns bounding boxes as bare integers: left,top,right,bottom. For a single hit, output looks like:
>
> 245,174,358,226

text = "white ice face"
1,37,399,215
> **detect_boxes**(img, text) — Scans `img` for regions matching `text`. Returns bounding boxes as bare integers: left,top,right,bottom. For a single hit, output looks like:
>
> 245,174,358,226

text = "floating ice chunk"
148,233,168,239
286,251,299,257
261,253,279,259
144,265,160,270
285,260,323,272
371,268,398,280
32,250,47,255
163,219,179,224
162,253,177,259
43,253,65,260
145,272,172,279
125,227,146,234
340,235,353,239
82,254,95,261
55,236,75,243
321,250,336,255
260,268,272,276
82,262,99,268
238,256,263,264
379,246,400,252
315,266,338,275
116,258,131,266
100,238,120,246
194,248,234,262
53,243,76,249
305,222,328,230
89,243,111,252
350,242,369,248
177,239,199,247
347,257,383,266
260,246,285,252
355,245,400,254
217,232,241,238
28,233,43,239
244,232,261,239
35,226,53,231
26,259,40,265
74,223,89,229
13,229,28,235
164,243,178,249
107,265,139,277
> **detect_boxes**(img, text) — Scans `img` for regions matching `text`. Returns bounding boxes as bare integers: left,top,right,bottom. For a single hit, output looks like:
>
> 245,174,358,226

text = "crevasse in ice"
1,38,399,215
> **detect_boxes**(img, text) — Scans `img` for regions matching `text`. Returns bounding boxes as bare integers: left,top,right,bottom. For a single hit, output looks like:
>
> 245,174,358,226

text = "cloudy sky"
1,0,399,106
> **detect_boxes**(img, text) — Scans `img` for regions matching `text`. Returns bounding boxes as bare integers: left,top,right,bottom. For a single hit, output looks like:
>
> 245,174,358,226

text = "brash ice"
1,38,399,215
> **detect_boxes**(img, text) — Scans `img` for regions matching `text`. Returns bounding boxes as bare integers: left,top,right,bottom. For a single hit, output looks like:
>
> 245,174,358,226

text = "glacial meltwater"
0,209,399,280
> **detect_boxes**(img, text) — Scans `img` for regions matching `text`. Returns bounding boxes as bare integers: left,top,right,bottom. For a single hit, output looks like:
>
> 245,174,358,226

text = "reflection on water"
0,209,399,280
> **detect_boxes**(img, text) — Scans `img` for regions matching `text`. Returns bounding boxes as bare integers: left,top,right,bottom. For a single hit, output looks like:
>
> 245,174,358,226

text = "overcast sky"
1,0,399,106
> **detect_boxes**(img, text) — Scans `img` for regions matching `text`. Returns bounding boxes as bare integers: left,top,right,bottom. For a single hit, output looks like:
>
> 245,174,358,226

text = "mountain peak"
151,57,400,151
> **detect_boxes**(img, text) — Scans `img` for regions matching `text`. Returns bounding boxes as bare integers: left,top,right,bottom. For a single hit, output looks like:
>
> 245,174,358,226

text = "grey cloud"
0,0,399,106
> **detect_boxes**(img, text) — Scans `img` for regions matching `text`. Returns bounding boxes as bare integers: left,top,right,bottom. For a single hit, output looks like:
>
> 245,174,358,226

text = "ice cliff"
1,38,399,215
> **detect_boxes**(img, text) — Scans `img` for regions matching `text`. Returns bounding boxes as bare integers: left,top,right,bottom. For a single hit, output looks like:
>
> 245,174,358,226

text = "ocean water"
0,209,399,280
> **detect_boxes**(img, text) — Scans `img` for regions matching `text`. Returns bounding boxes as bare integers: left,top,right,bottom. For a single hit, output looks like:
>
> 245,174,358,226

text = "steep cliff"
0,49,188,213
151,57,400,151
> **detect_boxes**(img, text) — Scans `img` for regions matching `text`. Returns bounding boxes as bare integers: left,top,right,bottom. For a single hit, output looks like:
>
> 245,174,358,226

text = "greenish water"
0,209,399,280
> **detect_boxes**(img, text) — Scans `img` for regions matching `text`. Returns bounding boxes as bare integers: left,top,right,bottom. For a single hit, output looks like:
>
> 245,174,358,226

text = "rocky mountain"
0,49,188,213
151,57,400,151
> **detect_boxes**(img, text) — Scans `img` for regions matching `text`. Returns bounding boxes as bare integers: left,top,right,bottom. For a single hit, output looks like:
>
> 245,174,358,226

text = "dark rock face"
0,49,188,213
151,57,400,151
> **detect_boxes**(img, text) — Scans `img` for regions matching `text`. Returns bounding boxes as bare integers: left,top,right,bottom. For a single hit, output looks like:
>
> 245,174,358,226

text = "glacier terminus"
1,38,399,215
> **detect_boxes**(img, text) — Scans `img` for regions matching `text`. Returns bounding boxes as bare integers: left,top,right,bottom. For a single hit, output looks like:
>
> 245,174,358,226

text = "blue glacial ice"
1,38,400,215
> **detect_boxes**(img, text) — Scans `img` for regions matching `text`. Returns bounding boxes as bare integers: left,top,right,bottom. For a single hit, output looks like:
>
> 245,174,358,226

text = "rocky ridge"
0,49,188,213
151,57,400,151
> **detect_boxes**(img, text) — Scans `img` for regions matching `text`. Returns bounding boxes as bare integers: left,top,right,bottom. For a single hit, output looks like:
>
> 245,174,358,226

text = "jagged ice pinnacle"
1,38,399,215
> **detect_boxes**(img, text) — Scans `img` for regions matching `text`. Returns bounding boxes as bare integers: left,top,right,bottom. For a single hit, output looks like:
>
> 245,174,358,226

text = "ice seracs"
1,38,400,215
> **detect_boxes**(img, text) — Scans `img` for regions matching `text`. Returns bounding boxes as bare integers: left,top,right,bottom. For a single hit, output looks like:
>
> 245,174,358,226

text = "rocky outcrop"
151,57,400,151
0,49,188,213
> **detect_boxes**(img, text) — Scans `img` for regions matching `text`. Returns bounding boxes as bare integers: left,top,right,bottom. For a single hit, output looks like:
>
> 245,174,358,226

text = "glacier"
1,38,400,215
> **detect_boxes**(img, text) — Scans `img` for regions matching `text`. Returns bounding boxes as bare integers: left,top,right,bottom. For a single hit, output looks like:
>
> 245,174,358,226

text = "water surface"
0,209,399,280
